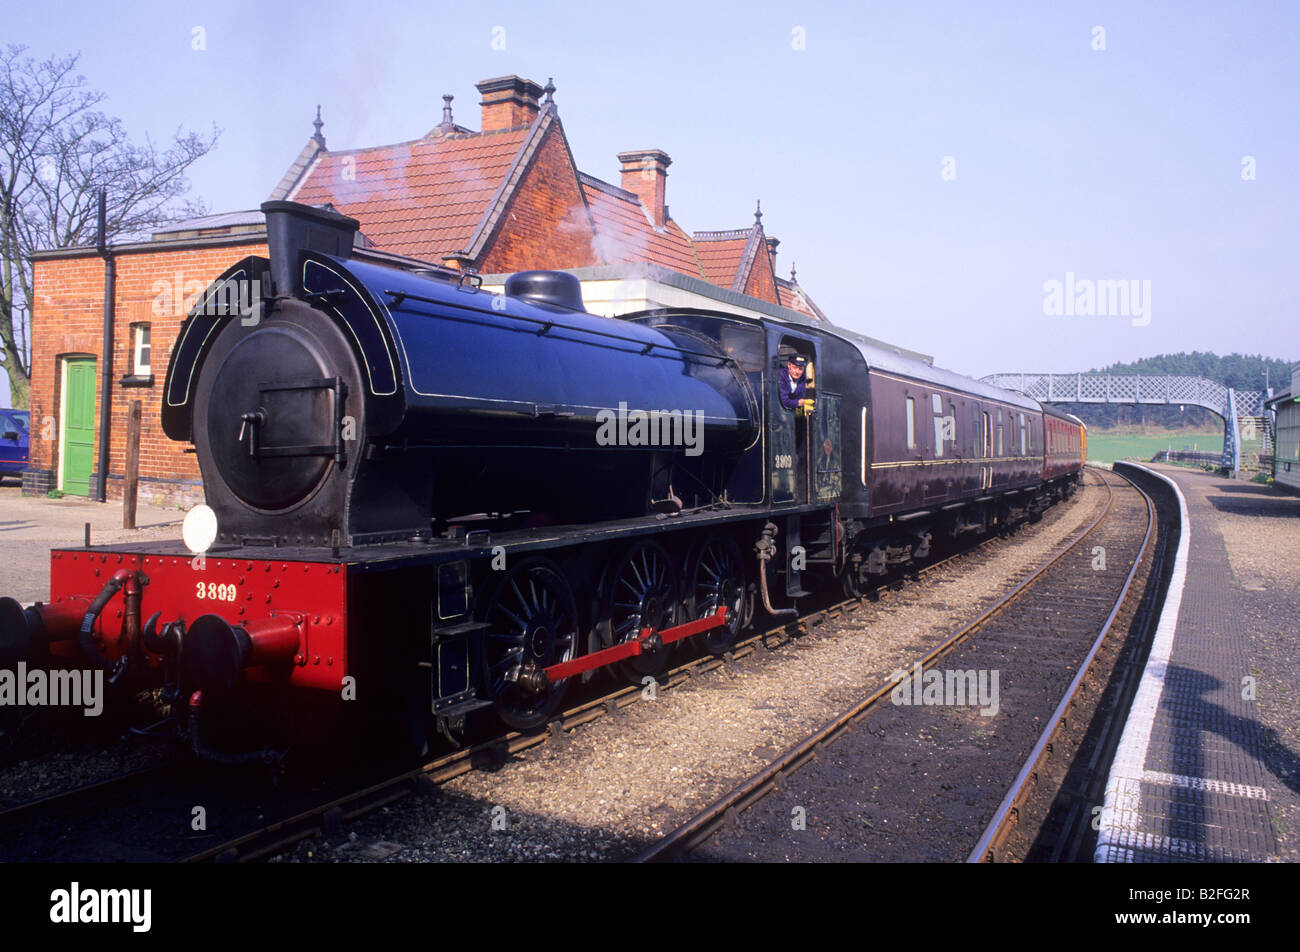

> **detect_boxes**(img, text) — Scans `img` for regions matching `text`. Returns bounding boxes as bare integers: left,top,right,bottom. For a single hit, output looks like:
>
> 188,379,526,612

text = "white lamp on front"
182,504,218,555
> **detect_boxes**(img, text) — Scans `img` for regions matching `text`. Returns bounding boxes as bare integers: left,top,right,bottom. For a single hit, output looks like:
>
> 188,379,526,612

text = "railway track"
0,477,1096,863
968,468,1165,862
0,764,175,838
633,466,1157,862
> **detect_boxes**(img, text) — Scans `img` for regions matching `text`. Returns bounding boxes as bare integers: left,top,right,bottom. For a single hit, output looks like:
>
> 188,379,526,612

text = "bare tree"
0,45,219,408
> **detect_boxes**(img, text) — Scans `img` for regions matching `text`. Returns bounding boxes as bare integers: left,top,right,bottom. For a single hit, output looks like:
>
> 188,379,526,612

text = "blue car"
0,409,30,479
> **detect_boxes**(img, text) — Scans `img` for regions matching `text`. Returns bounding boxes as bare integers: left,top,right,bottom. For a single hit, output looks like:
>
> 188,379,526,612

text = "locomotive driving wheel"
483,558,581,730
601,540,679,682
686,534,747,655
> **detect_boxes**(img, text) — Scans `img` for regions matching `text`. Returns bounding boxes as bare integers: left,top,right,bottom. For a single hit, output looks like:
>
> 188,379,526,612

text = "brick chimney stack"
476,75,544,132
618,150,672,227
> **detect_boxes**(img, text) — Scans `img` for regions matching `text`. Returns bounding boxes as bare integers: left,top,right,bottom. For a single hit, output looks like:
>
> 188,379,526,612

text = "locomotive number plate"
195,581,238,602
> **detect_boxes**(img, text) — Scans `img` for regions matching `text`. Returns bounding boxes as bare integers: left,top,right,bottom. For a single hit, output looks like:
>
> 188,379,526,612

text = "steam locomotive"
0,201,1084,758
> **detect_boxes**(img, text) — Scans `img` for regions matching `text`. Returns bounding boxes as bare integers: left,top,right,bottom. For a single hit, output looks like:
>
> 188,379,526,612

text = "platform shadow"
1206,495,1300,518
1142,664,1300,858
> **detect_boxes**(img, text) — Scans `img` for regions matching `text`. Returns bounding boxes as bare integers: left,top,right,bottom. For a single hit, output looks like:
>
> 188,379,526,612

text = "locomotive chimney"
476,75,544,132
260,200,361,298
617,150,671,227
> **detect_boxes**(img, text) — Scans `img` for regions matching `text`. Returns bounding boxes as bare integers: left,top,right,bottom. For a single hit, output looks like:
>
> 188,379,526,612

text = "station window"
131,323,151,376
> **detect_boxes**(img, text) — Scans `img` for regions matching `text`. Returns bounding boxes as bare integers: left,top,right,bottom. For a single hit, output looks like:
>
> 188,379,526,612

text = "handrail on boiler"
382,288,735,367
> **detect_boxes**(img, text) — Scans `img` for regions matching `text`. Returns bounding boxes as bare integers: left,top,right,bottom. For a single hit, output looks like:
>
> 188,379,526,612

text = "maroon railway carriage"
828,339,1080,592
863,368,1044,513
1043,406,1087,482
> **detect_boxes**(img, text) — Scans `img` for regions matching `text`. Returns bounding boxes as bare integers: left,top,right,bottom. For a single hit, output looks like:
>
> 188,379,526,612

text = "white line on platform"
1095,463,1191,863
1142,770,1269,800
1096,831,1215,862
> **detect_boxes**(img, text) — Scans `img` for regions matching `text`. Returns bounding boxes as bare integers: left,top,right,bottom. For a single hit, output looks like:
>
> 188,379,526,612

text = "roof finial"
754,199,762,224
543,77,556,103
790,261,797,283
312,105,326,148
439,94,455,132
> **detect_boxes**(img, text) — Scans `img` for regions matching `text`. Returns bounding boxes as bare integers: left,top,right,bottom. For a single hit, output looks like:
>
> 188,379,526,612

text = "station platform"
1095,462,1300,862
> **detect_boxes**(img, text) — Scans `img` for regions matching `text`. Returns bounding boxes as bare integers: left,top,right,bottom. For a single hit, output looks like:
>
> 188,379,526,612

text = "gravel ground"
1151,465,1300,861
272,478,1104,863
0,696,178,809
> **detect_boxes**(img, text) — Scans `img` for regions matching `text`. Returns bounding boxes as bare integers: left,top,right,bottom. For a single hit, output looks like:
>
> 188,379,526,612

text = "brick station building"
24,75,828,505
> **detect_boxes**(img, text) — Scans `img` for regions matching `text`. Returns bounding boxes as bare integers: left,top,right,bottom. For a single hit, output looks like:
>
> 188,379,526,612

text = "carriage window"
996,425,1003,456
906,397,916,450
1019,413,1026,455
933,404,945,458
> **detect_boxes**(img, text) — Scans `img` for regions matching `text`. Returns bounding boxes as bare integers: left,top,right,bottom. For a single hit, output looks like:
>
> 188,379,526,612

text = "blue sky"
5,0,1296,405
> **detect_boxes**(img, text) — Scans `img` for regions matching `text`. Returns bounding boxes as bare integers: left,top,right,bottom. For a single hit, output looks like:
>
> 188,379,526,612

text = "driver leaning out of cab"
778,353,815,416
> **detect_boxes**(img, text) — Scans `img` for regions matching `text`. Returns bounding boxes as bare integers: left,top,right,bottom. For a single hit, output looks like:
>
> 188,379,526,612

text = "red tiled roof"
777,278,826,321
580,177,701,277
777,281,809,314
290,129,530,261
280,110,812,312
693,232,750,287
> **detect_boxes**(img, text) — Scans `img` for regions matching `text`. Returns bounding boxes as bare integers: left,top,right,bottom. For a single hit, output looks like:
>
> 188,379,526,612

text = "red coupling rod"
540,607,727,683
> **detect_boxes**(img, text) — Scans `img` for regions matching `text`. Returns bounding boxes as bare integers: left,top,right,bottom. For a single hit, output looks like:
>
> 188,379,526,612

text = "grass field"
1085,431,1222,465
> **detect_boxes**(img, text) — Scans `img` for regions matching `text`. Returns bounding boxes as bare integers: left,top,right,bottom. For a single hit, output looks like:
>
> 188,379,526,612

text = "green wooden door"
61,358,96,495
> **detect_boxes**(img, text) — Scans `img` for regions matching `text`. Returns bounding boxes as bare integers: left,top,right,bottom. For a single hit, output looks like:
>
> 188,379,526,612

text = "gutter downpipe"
95,188,114,503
